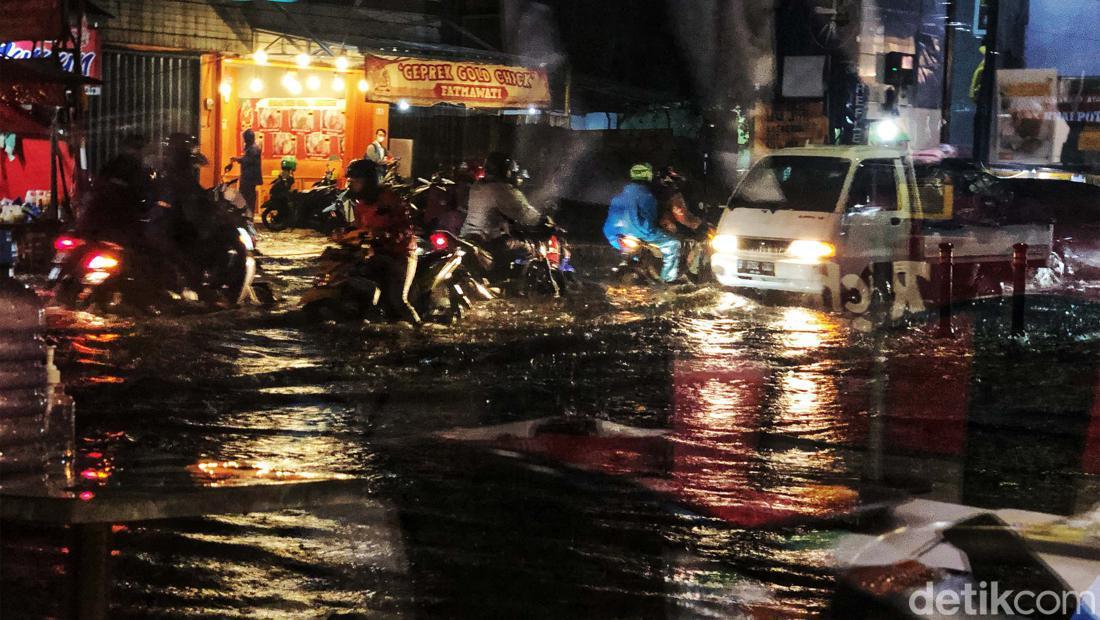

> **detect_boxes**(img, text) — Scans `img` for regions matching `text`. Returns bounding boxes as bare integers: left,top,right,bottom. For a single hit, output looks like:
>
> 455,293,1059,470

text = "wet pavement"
5,229,1100,618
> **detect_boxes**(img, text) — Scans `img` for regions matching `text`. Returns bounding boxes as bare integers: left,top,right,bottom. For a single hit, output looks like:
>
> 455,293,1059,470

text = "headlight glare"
710,234,738,254
787,239,836,260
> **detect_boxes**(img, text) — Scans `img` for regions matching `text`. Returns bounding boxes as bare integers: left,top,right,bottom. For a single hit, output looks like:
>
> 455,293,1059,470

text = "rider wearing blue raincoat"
603,163,682,282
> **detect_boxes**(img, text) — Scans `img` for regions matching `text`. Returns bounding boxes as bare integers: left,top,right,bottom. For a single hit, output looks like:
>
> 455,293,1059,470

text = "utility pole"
974,0,999,163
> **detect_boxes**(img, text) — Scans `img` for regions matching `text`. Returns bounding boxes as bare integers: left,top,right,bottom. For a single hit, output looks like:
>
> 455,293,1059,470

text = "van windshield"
728,156,850,213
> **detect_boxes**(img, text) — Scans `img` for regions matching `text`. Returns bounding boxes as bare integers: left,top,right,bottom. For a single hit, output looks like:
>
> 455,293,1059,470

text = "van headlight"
787,240,836,261
710,234,738,254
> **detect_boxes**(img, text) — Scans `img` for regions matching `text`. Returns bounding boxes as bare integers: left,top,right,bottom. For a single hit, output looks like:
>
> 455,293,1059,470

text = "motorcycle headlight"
710,234,738,254
787,239,836,261
237,228,255,252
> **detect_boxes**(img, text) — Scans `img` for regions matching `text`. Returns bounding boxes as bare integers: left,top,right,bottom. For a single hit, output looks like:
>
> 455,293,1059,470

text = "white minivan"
710,146,1053,316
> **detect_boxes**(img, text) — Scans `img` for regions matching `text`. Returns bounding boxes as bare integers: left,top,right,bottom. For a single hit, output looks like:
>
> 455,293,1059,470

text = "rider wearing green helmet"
603,162,683,282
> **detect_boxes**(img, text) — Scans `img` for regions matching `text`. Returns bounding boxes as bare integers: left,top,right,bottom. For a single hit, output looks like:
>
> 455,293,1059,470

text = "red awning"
0,103,50,137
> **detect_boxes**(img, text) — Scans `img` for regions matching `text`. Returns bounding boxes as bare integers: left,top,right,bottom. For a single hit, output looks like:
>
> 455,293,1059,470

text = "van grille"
738,237,790,254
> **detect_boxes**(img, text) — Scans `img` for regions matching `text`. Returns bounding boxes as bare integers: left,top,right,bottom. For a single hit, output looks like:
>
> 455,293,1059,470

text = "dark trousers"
240,185,258,217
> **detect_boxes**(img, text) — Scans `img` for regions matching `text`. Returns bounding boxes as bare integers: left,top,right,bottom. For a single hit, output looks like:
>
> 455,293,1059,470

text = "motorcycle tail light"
430,232,449,250
84,253,120,271
545,235,561,264
54,235,84,251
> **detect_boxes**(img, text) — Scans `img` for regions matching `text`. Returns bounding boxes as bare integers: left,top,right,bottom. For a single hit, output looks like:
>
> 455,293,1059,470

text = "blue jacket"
603,182,660,247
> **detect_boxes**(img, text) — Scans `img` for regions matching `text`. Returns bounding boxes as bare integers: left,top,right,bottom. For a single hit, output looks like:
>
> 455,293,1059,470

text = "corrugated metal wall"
87,50,201,173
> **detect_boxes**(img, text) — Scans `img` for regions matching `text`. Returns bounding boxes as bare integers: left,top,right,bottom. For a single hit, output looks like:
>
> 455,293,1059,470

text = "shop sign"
364,54,550,109
994,69,1059,165
752,101,828,151
0,23,101,81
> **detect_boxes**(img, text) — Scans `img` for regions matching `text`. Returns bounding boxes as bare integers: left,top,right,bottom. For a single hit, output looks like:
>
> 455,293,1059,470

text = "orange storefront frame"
198,54,389,205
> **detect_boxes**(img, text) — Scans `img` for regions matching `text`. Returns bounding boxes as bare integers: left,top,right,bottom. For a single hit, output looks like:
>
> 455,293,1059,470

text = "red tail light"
54,235,84,251
430,232,449,250
545,235,561,264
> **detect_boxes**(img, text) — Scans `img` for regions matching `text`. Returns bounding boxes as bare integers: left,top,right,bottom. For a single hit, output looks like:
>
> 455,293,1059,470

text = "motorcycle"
260,167,343,234
462,218,576,298
612,226,714,285
50,193,274,314
301,229,489,323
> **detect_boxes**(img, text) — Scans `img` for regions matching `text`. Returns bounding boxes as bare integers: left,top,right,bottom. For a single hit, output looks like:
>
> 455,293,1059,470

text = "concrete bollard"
938,242,954,337
1012,243,1028,335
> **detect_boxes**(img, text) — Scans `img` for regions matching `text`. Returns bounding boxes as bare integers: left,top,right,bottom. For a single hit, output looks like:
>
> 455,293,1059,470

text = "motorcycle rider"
460,151,542,274
78,133,153,244
654,167,706,236
148,133,218,299
344,158,421,325
604,163,682,283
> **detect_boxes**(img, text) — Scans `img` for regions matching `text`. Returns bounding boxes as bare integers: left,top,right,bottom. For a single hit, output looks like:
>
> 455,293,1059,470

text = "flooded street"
12,230,1100,618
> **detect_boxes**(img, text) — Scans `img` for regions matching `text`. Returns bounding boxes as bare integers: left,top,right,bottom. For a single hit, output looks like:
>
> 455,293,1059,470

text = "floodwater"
5,229,1100,618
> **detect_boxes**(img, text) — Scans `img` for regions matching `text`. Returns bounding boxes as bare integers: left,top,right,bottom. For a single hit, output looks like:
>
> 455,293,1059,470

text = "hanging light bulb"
332,76,345,92
249,77,263,93
357,79,369,92
396,99,410,111
295,52,311,68
282,72,301,94
253,49,268,65
334,55,350,72
218,80,232,101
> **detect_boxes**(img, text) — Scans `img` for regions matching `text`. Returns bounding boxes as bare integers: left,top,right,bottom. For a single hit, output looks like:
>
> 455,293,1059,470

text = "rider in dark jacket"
148,133,216,296
78,133,153,243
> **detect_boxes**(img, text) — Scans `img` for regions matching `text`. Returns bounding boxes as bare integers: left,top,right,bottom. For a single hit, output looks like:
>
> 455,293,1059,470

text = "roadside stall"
0,59,96,273
0,0,101,273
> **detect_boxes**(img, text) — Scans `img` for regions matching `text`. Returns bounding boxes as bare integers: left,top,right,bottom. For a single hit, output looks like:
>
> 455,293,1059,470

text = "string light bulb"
253,49,268,65
357,79,369,92
295,52,311,68
335,55,350,72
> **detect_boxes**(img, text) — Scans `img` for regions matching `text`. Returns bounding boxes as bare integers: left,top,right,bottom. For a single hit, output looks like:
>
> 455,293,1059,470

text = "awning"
0,58,100,107
0,103,50,137
364,54,550,110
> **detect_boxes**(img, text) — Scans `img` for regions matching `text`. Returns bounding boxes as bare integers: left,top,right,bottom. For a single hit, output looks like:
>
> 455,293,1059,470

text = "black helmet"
164,133,207,170
346,158,378,181
483,151,516,180
657,166,685,187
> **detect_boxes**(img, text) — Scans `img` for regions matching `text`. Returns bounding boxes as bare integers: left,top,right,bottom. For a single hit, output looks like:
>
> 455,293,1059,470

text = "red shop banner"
0,21,102,80
364,54,550,109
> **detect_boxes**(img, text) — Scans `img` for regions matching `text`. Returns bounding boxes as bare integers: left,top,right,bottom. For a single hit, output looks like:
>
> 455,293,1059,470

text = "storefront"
200,54,388,201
